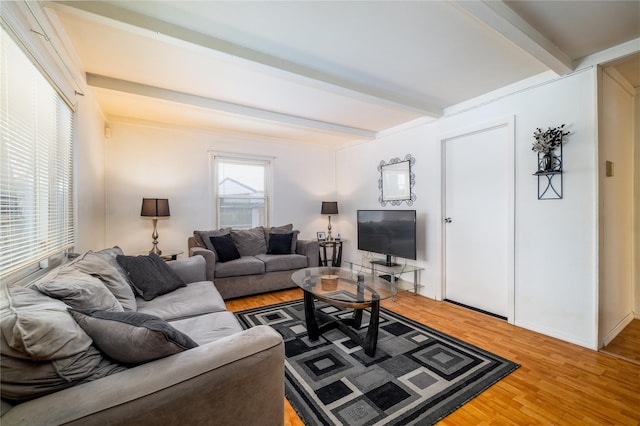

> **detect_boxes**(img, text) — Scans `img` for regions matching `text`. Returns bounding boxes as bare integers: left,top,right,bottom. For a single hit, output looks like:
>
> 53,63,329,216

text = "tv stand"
343,258,424,297
371,255,398,267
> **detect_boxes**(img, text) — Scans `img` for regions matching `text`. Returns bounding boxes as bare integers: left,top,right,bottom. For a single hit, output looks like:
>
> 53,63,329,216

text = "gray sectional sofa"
0,248,285,426
189,224,319,299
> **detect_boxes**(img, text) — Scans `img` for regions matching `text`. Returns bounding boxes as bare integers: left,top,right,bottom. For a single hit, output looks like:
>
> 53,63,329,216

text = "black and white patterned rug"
235,299,519,425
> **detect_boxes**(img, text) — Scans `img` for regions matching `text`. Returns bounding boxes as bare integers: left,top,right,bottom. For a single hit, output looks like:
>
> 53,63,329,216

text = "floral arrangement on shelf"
531,124,569,155
532,124,570,173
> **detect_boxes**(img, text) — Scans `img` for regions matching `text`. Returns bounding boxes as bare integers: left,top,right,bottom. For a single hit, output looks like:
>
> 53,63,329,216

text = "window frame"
211,153,273,230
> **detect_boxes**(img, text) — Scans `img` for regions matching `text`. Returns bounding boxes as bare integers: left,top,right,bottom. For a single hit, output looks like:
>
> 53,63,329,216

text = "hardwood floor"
601,319,640,365
226,289,640,425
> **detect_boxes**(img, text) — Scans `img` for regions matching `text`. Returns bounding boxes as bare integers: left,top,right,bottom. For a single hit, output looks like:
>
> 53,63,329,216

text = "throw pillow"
267,232,294,255
209,234,241,262
0,286,93,360
1,344,125,403
194,228,231,252
68,309,198,364
33,269,124,312
270,228,300,253
264,224,293,244
69,248,138,311
231,227,267,256
116,253,186,301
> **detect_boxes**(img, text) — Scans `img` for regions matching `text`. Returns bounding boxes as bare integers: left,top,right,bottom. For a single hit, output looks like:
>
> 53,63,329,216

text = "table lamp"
321,201,338,241
141,198,170,254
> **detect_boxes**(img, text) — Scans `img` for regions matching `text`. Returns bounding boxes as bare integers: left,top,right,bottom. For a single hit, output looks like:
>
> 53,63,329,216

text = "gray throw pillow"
0,286,93,361
1,345,125,403
116,253,186,301
1,284,124,403
69,248,138,311
69,309,198,364
34,269,124,312
231,226,267,256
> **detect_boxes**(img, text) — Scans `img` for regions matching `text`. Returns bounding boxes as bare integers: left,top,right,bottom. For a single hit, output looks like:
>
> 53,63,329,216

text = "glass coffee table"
291,267,413,356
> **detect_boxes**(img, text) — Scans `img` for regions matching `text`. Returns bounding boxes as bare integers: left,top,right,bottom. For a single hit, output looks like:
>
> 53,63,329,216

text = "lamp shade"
321,201,338,215
141,198,170,217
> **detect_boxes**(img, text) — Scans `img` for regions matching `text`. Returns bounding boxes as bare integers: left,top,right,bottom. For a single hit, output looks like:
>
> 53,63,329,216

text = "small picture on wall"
317,232,326,241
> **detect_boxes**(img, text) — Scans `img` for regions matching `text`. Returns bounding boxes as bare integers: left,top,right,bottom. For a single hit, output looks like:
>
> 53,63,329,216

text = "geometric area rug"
235,299,519,425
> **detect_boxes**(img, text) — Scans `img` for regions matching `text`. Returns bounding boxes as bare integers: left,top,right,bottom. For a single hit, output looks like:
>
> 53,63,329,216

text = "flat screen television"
357,209,416,266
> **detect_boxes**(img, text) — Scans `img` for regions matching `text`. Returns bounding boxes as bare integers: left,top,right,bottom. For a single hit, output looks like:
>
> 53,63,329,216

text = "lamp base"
149,247,162,255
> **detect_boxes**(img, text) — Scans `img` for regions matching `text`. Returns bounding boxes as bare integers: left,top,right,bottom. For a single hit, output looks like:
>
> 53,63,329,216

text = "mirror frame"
378,154,416,206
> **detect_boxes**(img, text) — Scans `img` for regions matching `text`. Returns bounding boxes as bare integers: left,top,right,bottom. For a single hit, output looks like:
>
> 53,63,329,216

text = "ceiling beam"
52,1,443,118
453,0,573,76
86,73,377,139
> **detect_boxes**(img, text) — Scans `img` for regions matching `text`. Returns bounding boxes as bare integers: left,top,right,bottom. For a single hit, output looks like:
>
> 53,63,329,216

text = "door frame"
438,116,516,324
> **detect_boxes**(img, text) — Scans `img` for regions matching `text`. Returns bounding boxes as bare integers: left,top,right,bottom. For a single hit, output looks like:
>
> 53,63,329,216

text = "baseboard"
601,312,635,348
443,299,507,321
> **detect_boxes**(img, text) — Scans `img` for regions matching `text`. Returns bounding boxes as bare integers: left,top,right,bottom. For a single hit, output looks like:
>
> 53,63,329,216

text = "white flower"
532,125,569,154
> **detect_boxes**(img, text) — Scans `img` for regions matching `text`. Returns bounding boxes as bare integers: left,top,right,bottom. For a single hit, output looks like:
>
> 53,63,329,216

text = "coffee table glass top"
291,267,412,304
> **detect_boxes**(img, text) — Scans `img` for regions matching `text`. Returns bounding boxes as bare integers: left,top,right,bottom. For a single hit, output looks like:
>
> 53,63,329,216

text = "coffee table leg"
364,295,380,357
304,290,320,341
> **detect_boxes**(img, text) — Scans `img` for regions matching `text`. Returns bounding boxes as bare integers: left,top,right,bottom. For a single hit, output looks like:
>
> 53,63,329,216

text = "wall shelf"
534,143,563,200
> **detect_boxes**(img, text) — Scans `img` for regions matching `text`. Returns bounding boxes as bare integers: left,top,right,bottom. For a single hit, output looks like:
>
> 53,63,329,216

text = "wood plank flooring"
226,289,640,425
601,319,640,365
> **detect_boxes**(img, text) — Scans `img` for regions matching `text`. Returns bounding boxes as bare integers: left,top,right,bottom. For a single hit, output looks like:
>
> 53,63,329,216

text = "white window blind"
0,28,74,279
213,155,271,229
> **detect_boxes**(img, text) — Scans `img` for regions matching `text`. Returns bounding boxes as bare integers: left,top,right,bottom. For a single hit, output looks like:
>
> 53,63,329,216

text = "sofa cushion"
194,228,231,252
0,286,124,402
210,234,241,263
254,254,308,273
69,310,198,365
0,286,93,360
136,281,227,321
169,311,243,345
116,253,186,301
263,224,293,244
267,232,293,254
69,248,137,311
231,226,267,256
215,256,265,278
0,345,125,403
33,270,124,312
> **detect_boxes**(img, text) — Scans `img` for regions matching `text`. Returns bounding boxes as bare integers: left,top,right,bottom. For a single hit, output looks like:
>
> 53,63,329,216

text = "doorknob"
444,217,452,223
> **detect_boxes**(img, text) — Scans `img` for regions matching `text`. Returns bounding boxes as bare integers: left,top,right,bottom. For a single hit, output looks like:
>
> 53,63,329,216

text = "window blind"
0,28,74,279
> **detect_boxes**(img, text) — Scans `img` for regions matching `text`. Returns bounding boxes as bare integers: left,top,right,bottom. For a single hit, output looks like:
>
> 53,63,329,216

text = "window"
0,28,74,281
213,155,271,229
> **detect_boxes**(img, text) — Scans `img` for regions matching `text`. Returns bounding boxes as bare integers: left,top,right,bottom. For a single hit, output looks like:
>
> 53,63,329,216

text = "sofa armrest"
296,239,319,267
1,326,284,426
189,247,217,281
166,255,206,283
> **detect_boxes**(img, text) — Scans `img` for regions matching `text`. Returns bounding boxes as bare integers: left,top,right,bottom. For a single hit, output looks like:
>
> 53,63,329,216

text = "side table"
318,240,344,267
131,250,183,261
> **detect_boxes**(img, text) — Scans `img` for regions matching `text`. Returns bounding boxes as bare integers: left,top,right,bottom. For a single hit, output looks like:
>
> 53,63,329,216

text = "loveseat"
0,248,285,426
188,224,319,299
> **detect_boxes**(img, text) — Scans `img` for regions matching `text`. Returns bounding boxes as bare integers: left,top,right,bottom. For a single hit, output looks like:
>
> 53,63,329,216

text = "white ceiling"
46,0,640,147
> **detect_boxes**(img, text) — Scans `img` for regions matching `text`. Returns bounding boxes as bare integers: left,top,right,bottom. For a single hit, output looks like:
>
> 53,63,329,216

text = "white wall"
598,69,636,345
74,91,107,252
337,69,600,348
104,121,335,255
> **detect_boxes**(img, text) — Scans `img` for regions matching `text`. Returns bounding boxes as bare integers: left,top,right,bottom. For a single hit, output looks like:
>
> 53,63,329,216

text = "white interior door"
443,123,512,319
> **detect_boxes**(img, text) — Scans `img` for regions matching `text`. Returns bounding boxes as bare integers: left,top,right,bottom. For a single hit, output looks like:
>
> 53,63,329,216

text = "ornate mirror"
378,154,416,206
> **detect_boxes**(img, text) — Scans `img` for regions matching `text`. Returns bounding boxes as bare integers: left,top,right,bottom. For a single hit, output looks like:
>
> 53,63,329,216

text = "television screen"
357,210,416,265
